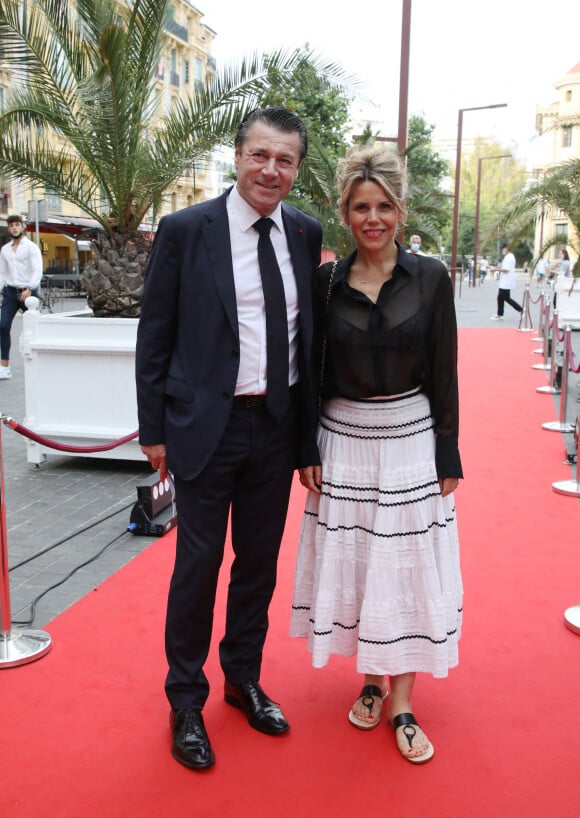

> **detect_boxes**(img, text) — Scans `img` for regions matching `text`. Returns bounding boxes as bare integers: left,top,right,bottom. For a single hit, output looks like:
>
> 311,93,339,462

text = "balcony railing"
165,19,188,43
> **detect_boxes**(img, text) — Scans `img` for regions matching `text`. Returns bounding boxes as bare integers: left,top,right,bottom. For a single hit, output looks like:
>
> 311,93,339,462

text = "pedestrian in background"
491,243,522,320
0,214,42,379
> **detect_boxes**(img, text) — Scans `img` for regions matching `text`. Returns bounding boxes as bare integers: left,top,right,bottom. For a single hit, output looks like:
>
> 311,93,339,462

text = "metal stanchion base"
518,327,535,333
564,605,580,635
536,385,561,394
532,363,551,370
532,348,544,354
542,421,574,432
0,628,52,668
552,479,580,497
531,336,542,342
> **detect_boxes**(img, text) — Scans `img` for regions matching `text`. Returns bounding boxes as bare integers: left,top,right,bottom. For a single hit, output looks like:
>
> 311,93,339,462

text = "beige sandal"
391,712,435,764
348,684,388,730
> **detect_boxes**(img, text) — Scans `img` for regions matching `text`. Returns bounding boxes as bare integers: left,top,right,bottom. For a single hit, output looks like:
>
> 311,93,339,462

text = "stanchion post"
518,285,534,332
564,605,580,635
542,325,574,432
531,291,545,342
532,297,550,365
536,310,561,393
0,418,52,668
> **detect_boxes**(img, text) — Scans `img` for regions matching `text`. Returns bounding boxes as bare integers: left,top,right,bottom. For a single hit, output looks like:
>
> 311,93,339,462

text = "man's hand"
19,287,31,303
299,465,322,494
141,443,168,480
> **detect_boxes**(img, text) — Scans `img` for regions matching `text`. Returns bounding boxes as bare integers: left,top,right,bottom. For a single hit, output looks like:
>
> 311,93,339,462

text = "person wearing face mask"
0,215,43,379
490,243,522,320
408,234,424,255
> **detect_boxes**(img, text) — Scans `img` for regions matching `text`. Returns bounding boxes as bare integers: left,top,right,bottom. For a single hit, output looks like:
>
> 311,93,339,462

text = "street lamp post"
473,154,511,286
450,104,507,291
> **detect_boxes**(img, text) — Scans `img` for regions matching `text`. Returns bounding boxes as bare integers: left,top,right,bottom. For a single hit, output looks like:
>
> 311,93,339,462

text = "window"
194,57,203,91
562,125,573,148
45,189,62,212
184,60,190,84
170,49,179,87
565,90,572,102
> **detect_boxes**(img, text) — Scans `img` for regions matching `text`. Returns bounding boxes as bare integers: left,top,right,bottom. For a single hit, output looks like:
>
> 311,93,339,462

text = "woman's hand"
439,477,460,497
299,465,322,494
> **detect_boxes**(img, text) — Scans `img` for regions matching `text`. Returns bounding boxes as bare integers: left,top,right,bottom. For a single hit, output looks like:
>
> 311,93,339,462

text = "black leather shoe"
224,679,290,735
169,707,215,770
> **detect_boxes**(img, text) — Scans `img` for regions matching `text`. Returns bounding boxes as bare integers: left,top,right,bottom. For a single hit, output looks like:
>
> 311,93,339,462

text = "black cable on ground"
12,528,131,626
8,499,134,572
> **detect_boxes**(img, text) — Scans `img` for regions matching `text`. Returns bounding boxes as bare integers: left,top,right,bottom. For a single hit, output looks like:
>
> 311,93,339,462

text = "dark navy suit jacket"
135,189,322,480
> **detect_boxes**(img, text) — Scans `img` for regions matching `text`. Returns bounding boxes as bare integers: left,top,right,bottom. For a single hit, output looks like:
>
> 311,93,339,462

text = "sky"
200,0,580,168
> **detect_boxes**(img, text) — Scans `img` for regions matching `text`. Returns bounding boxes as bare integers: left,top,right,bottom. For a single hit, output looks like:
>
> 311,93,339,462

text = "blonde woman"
291,145,463,764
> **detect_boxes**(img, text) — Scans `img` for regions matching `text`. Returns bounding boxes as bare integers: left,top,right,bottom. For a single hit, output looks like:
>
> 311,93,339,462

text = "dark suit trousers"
165,395,298,711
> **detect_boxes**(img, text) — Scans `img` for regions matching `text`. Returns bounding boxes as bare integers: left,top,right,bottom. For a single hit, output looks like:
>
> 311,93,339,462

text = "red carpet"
2,328,580,818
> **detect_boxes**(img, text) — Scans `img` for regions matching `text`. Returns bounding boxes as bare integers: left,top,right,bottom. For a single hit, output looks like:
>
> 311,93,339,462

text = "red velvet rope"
528,290,544,306
3,418,138,452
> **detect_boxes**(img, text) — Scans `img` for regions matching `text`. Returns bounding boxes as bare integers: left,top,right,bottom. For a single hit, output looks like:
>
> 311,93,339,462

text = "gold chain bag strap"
318,259,338,415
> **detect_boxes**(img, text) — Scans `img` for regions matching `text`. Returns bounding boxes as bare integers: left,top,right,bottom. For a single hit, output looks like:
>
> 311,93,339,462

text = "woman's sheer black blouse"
315,245,462,478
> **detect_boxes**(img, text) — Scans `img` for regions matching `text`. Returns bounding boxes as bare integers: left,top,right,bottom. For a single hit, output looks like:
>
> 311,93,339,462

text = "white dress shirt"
226,185,299,396
0,235,43,289
498,251,516,290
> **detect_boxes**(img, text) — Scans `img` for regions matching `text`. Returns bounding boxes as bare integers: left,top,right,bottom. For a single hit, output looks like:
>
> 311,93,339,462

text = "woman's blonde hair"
336,145,407,224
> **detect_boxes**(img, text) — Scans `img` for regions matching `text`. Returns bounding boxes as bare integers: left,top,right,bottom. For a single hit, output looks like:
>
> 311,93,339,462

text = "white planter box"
19,305,145,464
555,277,580,328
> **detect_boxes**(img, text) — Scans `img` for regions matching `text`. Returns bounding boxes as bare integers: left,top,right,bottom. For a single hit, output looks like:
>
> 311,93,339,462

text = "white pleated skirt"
290,392,463,678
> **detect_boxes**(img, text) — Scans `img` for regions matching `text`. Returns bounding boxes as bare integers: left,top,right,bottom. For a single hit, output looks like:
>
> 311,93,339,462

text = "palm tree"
498,158,580,278
0,0,345,315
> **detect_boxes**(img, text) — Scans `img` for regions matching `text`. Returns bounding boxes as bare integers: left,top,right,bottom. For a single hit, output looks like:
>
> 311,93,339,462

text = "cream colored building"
0,0,219,270
533,62,580,263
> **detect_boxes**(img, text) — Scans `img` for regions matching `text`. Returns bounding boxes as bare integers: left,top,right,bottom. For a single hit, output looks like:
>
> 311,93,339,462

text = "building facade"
533,62,580,264
0,0,220,273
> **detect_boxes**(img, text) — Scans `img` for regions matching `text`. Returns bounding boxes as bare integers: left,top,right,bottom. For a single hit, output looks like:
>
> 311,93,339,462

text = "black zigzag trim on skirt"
320,411,433,432
291,611,463,645
319,487,443,508
319,418,433,441
302,511,456,539
322,478,439,495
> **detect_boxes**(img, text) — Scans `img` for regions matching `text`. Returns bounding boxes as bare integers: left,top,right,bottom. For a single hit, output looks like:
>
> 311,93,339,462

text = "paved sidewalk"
1,300,155,628
1,276,578,631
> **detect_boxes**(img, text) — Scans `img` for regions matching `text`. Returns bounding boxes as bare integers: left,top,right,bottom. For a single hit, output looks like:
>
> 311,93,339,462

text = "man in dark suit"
136,107,322,770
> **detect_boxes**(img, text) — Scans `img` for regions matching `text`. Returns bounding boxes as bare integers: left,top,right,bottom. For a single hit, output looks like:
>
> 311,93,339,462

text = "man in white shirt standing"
491,243,522,320
0,215,43,378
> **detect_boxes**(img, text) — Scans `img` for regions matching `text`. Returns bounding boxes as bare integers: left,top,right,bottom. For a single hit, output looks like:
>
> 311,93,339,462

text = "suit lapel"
282,206,314,352
201,193,238,339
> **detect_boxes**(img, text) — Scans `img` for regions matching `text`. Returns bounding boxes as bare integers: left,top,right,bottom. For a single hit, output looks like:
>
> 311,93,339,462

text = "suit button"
223,392,230,400
231,350,239,359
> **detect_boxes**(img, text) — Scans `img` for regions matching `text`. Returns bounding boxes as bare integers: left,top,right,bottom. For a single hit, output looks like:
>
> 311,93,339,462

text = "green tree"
259,46,355,255
404,114,451,252
453,138,529,262
0,0,346,315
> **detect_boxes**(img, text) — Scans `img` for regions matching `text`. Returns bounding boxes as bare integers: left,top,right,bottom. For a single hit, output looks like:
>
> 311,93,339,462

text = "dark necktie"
253,217,289,422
